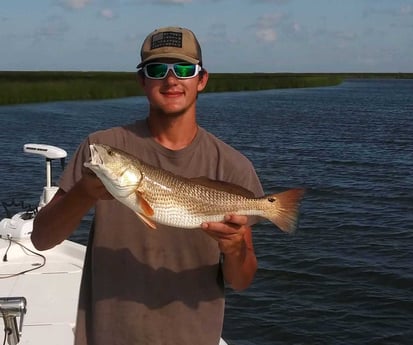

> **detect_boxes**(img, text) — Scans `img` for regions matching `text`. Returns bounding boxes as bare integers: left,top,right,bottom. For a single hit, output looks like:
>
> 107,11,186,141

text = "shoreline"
1,72,412,105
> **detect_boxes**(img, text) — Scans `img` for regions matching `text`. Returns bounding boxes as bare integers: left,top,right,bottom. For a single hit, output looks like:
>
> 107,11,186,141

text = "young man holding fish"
32,27,299,345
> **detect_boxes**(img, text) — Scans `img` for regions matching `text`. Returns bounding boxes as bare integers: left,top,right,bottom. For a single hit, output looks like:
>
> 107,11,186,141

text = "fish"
84,144,305,233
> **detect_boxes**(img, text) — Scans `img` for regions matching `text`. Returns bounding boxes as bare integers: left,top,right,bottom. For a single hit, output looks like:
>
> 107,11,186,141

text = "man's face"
139,59,208,117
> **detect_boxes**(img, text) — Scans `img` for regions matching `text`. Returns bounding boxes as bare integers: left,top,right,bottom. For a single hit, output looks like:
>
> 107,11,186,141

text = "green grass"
0,71,410,105
205,73,343,92
0,71,139,104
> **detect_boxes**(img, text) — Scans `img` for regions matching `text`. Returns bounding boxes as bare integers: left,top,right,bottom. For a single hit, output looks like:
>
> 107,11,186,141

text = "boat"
0,143,228,345
0,144,84,345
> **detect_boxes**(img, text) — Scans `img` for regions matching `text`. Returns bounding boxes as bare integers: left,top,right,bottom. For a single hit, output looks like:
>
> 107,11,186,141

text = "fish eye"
107,148,113,156
268,197,276,203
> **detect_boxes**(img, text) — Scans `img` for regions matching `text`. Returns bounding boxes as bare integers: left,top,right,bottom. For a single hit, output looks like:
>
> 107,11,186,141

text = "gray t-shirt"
60,119,263,345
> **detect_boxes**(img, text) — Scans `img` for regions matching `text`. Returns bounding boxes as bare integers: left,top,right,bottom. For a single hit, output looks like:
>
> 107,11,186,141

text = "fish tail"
264,188,305,233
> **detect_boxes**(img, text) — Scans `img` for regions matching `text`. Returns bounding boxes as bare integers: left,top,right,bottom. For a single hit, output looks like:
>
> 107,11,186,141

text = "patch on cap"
151,31,183,50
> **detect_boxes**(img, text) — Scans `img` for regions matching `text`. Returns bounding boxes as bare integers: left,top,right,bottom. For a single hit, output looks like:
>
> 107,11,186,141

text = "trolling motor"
0,144,67,239
23,144,67,207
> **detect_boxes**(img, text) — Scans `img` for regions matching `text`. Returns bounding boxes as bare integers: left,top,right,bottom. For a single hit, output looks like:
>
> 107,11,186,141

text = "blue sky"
1,0,412,73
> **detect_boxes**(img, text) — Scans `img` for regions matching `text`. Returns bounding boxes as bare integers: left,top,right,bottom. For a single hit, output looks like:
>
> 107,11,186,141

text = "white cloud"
253,0,292,4
256,28,277,42
292,22,301,33
59,0,92,10
100,8,115,19
155,0,192,4
253,13,284,43
256,13,284,27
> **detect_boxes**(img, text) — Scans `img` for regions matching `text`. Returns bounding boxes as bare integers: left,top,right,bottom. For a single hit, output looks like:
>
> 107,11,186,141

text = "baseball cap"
137,27,202,68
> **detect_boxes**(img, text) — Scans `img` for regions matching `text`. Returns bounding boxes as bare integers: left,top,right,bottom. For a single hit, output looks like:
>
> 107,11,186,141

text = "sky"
1,0,412,73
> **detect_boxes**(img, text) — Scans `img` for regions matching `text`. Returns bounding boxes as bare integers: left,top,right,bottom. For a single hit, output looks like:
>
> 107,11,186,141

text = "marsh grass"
205,73,343,92
0,71,140,105
3,71,409,105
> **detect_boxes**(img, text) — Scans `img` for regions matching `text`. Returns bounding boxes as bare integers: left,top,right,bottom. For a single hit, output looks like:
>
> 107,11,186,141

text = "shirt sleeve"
58,137,91,193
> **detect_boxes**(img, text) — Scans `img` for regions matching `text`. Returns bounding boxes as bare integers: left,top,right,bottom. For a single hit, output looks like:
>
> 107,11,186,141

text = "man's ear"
137,71,145,87
197,69,209,92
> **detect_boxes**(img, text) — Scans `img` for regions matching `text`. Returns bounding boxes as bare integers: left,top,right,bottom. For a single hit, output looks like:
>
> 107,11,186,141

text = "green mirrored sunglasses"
142,63,202,80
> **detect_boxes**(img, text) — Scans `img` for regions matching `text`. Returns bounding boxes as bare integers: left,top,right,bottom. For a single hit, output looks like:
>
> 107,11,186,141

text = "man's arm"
31,171,110,251
201,214,257,291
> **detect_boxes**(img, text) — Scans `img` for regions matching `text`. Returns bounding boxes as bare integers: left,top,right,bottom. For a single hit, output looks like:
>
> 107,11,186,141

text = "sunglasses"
142,63,202,80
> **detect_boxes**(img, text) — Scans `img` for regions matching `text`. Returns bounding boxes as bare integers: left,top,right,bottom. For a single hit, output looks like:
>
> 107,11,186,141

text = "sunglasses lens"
144,63,199,79
145,64,168,78
174,64,196,78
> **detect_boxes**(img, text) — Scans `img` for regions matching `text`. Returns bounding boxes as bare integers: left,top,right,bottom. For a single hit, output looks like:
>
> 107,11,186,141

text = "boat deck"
1,238,85,345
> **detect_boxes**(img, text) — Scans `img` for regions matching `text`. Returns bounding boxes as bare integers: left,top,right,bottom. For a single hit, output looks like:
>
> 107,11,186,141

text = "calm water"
1,80,412,344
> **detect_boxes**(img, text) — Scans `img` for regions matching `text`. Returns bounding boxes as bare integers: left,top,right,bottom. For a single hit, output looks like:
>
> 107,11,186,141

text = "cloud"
58,0,92,10
292,22,301,33
152,0,192,4
253,0,292,4
100,8,115,19
252,13,285,43
256,28,277,42
256,12,284,27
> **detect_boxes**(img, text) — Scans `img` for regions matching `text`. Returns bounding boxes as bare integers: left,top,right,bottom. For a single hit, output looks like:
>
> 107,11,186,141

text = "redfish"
84,144,305,232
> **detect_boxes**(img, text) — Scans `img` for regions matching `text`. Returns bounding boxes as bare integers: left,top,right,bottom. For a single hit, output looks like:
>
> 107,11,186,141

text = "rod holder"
0,297,27,345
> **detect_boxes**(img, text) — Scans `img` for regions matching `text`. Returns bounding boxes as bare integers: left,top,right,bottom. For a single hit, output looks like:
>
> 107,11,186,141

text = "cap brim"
137,53,200,68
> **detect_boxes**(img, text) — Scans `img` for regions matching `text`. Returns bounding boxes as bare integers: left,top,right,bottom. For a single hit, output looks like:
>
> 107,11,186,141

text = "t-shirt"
59,119,264,345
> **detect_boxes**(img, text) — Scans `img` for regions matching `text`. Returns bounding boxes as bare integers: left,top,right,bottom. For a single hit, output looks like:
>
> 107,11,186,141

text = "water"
1,79,412,344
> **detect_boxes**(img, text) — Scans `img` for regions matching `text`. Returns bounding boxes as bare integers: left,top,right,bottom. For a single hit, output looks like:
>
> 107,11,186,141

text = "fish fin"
115,184,139,198
135,190,155,216
190,176,255,198
136,213,157,230
265,188,306,234
134,190,157,229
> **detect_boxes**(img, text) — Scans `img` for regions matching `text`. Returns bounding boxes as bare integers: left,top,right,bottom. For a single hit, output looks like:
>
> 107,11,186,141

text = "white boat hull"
0,238,85,345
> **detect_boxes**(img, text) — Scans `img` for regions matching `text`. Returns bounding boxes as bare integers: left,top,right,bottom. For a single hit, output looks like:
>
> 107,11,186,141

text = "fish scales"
139,167,258,227
84,144,305,232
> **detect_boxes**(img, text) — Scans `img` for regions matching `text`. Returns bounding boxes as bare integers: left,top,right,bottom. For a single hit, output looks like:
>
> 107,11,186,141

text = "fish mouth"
88,144,104,166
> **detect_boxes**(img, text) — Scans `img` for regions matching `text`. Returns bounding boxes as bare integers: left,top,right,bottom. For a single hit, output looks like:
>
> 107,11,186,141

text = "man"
32,26,263,345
